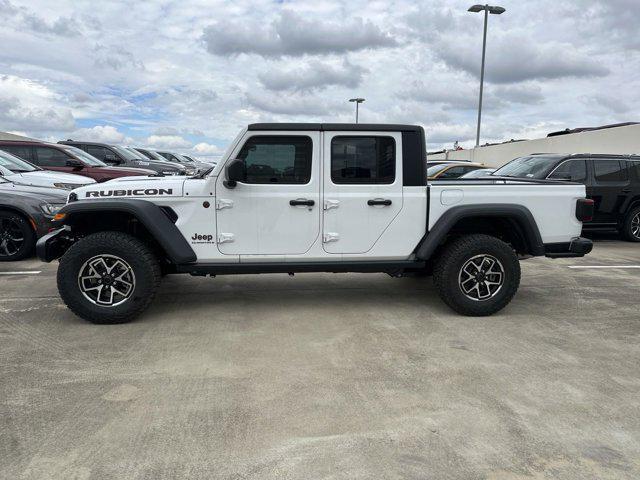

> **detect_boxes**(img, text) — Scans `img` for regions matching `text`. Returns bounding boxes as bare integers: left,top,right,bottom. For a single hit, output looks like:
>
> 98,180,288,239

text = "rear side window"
1,145,33,162
594,160,627,182
237,135,312,184
331,136,395,184
549,160,587,182
629,161,640,181
34,147,71,167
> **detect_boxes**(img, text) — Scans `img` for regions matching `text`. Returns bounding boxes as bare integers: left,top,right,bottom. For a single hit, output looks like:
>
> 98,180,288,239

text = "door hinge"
216,198,234,210
324,199,340,210
323,232,340,243
217,233,235,244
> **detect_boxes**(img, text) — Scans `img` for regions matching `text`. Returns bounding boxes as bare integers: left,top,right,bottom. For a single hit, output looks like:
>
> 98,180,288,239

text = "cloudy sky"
0,0,638,158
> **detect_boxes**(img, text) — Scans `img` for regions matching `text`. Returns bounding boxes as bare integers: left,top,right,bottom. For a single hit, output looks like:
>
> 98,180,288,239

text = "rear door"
215,131,321,256
590,159,630,224
322,132,403,254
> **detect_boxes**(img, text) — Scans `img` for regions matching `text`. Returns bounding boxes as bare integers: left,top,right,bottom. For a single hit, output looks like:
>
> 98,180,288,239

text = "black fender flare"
415,204,545,261
37,199,196,264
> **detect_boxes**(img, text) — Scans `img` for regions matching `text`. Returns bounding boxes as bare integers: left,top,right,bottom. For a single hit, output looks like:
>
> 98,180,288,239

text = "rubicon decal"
85,188,173,198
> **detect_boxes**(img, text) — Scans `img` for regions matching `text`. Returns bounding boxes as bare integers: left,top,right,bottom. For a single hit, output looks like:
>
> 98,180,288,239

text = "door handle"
367,198,392,206
290,199,315,207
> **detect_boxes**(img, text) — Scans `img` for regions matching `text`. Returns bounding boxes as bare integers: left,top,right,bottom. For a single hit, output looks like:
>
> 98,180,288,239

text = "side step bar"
175,260,425,276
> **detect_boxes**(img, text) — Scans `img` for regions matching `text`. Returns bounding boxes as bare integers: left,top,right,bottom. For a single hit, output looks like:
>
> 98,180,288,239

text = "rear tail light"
576,198,594,222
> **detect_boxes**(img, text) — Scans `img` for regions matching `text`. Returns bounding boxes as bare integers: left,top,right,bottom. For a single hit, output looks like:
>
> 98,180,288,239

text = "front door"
215,132,321,255
322,132,403,254
589,159,630,225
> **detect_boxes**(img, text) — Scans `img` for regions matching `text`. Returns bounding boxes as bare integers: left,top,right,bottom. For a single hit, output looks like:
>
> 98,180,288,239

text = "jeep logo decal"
85,188,173,198
191,233,214,244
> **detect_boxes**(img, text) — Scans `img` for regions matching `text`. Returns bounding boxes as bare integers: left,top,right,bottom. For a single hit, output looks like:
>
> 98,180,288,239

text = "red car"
0,141,156,183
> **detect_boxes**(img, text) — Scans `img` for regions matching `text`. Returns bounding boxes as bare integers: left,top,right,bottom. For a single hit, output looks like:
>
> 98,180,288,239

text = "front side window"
331,136,395,184
548,159,587,182
34,147,71,167
237,135,312,184
594,160,627,182
86,145,109,161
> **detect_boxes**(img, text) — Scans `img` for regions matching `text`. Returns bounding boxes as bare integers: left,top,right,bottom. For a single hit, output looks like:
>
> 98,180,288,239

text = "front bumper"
544,237,593,258
36,228,73,262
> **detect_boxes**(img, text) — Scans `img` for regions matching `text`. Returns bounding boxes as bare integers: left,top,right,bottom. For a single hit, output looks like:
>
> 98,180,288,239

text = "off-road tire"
57,231,161,324
433,234,521,316
621,206,640,242
0,210,35,261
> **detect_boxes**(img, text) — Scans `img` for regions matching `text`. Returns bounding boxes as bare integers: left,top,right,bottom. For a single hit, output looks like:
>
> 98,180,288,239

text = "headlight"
40,203,65,217
54,182,84,190
162,170,178,176
185,167,197,175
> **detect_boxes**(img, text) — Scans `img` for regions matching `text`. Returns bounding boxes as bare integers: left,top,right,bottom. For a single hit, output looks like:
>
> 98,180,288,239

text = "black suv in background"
493,154,640,241
58,141,186,176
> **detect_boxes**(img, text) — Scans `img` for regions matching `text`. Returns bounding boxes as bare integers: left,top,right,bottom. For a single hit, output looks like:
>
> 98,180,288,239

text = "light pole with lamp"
349,98,365,123
468,4,505,147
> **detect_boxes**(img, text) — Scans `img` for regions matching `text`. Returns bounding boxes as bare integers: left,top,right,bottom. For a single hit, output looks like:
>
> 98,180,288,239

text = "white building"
428,123,640,168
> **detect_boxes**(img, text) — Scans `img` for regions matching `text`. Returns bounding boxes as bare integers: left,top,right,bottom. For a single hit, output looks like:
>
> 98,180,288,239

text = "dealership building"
427,122,640,168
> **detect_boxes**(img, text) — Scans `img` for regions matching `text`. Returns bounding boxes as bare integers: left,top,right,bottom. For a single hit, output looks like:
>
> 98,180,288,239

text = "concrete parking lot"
1,237,639,480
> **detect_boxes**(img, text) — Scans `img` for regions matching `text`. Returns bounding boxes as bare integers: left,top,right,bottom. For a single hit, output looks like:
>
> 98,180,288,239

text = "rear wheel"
0,211,35,261
433,234,521,316
622,206,640,242
57,231,161,324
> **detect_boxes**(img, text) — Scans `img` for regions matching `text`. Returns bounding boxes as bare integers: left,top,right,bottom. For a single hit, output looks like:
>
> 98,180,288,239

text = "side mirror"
224,159,246,189
66,159,84,169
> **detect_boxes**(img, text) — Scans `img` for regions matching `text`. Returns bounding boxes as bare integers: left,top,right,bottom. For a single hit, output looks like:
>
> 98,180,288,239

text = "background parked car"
155,150,210,173
427,162,486,180
460,168,496,178
58,141,187,176
0,177,67,261
131,147,169,162
493,153,640,241
0,149,95,189
0,141,157,183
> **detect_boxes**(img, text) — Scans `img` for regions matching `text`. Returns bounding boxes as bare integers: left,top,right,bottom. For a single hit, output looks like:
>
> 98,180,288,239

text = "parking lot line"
0,271,42,275
567,265,640,269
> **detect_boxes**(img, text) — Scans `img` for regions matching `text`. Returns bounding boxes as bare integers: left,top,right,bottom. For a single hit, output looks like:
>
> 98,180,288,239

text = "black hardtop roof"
248,123,423,133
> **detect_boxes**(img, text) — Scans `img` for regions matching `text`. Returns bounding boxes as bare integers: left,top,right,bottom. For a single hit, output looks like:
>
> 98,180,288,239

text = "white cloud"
145,134,192,149
69,125,129,143
193,142,224,156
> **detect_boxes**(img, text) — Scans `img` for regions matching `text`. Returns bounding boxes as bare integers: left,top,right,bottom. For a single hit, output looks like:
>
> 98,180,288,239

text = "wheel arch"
0,204,36,232
415,204,545,261
44,200,196,264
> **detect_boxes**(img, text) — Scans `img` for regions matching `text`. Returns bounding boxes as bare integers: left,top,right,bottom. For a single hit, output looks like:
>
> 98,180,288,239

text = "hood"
71,176,186,200
101,166,157,175
20,170,96,184
0,181,68,203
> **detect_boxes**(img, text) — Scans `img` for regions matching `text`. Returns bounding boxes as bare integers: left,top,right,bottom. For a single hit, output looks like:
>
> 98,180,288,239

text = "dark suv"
58,141,186,176
493,154,640,241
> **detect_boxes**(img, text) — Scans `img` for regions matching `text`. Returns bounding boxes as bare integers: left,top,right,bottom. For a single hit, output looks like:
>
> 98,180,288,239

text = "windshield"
59,145,107,166
493,156,563,179
112,145,144,161
0,149,38,172
146,150,169,161
426,164,451,177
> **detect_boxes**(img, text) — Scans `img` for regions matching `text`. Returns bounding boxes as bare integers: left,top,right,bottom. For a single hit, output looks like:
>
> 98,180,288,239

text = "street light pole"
468,4,505,147
349,98,365,123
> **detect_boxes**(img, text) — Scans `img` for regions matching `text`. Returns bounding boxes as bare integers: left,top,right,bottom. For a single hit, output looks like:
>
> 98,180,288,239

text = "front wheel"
57,231,162,324
433,234,521,316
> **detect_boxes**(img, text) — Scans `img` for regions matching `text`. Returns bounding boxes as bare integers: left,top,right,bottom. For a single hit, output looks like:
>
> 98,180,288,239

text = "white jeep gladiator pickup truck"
37,123,593,324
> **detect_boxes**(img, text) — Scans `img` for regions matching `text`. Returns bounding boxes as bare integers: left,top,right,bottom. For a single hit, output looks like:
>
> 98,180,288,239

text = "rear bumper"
544,237,593,258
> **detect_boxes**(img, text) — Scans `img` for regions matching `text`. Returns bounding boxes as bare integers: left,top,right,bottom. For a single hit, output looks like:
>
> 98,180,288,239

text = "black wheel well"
65,211,171,267
446,216,531,255
0,206,35,232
